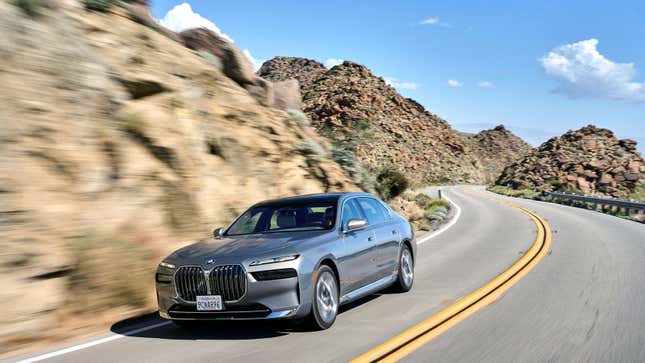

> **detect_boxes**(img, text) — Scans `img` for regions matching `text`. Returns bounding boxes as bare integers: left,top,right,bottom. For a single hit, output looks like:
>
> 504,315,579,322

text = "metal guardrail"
543,191,645,213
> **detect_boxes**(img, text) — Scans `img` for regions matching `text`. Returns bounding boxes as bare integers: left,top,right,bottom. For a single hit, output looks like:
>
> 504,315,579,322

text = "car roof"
252,192,374,207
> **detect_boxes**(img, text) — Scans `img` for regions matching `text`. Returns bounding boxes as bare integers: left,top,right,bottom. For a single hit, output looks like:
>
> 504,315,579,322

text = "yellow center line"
350,189,552,363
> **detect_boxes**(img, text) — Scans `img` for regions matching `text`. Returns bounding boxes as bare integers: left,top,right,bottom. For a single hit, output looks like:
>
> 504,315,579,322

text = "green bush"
428,199,450,209
84,0,116,12
297,139,326,163
196,50,222,70
413,193,433,207
15,0,43,16
331,147,357,175
424,206,448,221
374,166,409,201
355,163,376,193
287,109,310,126
487,185,540,199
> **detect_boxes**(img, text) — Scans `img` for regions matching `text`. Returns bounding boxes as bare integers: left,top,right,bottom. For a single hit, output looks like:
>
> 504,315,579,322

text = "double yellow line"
351,191,552,363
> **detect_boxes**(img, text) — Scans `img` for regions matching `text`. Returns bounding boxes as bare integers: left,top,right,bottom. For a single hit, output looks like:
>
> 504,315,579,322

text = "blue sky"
150,0,645,150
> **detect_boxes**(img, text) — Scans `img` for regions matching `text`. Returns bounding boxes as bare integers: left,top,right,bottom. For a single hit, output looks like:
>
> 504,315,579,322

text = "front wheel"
308,265,339,330
393,245,414,292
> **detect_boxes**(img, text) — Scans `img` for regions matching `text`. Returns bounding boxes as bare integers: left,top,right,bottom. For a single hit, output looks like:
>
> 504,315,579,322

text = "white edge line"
416,191,462,245
15,321,172,363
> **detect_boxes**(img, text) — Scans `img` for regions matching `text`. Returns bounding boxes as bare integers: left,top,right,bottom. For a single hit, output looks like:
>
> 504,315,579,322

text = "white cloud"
540,38,645,103
447,79,462,88
324,58,344,68
420,17,440,25
419,17,450,27
243,49,263,71
478,81,494,88
159,3,233,42
384,77,419,90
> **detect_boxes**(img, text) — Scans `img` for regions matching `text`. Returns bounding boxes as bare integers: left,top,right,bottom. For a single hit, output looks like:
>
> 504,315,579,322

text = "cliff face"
496,125,644,198
0,1,354,348
259,57,531,184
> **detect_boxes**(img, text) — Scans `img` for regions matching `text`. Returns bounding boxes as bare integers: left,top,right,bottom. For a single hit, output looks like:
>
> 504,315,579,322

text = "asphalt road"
8,186,645,363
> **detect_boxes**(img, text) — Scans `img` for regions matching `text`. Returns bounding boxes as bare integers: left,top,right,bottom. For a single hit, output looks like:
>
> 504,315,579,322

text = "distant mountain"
259,56,531,184
496,125,644,198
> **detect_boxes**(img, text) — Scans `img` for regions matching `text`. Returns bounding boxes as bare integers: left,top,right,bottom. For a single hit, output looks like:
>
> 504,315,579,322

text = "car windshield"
225,201,337,236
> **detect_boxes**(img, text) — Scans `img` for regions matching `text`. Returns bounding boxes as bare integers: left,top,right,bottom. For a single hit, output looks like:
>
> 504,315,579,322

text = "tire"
308,265,339,330
393,244,414,292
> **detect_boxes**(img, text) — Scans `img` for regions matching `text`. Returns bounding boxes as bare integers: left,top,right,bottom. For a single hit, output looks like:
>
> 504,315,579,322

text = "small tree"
375,166,409,201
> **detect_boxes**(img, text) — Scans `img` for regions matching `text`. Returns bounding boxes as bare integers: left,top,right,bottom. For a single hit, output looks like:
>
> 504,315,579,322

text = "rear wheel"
308,265,339,330
393,245,414,292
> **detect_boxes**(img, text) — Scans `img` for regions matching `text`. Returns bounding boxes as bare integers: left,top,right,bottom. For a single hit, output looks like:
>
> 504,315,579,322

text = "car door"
356,197,400,280
338,198,376,294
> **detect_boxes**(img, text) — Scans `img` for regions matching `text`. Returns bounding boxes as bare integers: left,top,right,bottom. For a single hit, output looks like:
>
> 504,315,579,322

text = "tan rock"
271,79,302,110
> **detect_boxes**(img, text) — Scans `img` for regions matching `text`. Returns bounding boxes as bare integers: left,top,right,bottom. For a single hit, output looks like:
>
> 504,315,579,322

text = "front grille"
174,265,246,302
175,266,207,301
209,265,246,301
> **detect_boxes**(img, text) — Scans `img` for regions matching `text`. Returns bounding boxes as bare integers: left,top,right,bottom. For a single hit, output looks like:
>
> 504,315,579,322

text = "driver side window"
341,199,364,230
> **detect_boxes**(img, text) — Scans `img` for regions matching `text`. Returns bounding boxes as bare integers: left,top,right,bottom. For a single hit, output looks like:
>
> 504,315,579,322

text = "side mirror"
213,227,224,239
346,219,368,232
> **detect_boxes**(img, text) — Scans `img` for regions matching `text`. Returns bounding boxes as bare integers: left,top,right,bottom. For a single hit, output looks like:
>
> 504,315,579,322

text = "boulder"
598,173,613,185
180,28,255,86
576,177,591,193
244,77,274,107
271,79,302,110
625,173,640,181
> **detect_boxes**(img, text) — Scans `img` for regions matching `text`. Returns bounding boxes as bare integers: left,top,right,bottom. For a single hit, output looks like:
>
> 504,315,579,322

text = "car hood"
170,231,328,263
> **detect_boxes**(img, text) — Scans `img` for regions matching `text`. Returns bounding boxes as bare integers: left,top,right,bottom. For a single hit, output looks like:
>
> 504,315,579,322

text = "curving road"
7,186,645,363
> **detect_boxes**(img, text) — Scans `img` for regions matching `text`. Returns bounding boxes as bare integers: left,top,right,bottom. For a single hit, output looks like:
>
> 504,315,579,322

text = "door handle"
368,236,374,241
392,230,397,235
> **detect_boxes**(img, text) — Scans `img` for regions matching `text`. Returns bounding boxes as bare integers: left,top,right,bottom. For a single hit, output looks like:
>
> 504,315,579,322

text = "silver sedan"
155,192,416,329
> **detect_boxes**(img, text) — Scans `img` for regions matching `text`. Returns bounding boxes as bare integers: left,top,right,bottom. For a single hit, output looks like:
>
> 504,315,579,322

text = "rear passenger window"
357,198,389,225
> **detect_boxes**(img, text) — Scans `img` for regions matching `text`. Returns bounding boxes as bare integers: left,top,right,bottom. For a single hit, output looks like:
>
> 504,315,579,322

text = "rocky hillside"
496,125,644,198
0,0,354,351
458,125,533,182
258,57,530,184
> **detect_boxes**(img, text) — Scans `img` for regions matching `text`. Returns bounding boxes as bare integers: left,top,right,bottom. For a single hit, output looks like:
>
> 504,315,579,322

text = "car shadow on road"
110,293,387,340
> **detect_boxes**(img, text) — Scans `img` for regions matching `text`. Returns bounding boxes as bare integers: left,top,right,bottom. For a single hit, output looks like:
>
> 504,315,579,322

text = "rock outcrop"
459,125,533,183
259,57,531,184
180,27,272,105
496,125,644,198
0,1,354,350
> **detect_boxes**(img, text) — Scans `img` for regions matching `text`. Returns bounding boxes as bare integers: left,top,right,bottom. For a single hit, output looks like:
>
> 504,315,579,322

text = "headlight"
159,261,176,269
250,254,299,266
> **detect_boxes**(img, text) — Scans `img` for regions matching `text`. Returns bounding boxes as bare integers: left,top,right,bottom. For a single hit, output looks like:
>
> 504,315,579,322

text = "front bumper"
156,263,308,320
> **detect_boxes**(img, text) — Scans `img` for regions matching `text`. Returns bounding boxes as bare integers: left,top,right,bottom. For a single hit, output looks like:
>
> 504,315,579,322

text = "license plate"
196,295,223,311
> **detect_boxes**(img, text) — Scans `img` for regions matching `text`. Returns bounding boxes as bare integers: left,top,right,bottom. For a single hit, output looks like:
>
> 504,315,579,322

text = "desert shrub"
354,119,371,132
628,185,645,202
487,185,540,199
84,0,116,12
287,109,310,126
424,206,448,221
196,50,222,70
67,234,153,311
356,163,376,193
331,147,357,175
374,166,409,201
413,193,435,208
15,0,43,16
297,139,326,163
428,198,450,209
